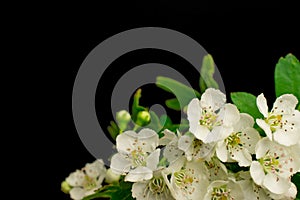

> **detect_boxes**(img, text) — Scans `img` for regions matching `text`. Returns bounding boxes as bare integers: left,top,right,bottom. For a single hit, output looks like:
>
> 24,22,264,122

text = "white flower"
178,132,215,162
110,128,160,182
250,138,300,195
160,129,184,165
163,159,209,200
187,88,240,143
132,168,175,200
256,93,300,146
203,180,244,200
216,113,261,166
66,159,106,200
204,156,228,182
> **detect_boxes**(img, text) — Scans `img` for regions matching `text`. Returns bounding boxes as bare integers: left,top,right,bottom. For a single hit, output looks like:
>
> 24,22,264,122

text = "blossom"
256,93,300,146
250,138,300,195
65,159,106,200
177,132,215,162
110,128,160,182
187,88,240,143
132,168,175,200
163,159,209,200
216,113,261,166
204,156,228,182
203,180,244,200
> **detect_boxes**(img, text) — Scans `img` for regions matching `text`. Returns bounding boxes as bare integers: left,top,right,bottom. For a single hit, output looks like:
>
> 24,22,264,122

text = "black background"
17,1,300,199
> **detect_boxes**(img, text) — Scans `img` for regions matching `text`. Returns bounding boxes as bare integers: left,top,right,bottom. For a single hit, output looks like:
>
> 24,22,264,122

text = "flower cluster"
62,54,300,200
62,88,300,200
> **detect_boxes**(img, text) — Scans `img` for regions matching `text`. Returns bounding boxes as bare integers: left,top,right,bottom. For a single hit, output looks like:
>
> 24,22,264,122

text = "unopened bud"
136,111,151,126
105,168,121,184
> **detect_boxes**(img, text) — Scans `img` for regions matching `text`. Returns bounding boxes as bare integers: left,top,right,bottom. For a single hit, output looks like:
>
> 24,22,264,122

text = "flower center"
211,185,232,200
258,150,280,174
226,132,242,149
174,169,197,195
199,110,221,130
131,148,147,167
265,114,283,132
148,177,166,194
83,175,97,190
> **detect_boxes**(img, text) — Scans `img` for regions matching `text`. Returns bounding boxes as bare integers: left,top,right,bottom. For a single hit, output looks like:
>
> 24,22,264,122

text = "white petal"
137,128,159,152
131,181,148,199
218,103,240,127
177,135,193,152
116,130,139,154
216,141,228,162
256,119,273,141
190,123,210,141
272,94,298,115
69,187,85,200
146,149,160,171
85,159,106,178
125,166,153,182
255,137,271,159
110,153,131,174
159,129,176,146
231,148,252,167
240,127,261,154
204,126,233,143
187,98,201,122
250,161,265,186
274,128,300,146
263,173,291,195
66,170,85,187
233,113,255,131
257,93,269,118
200,88,226,111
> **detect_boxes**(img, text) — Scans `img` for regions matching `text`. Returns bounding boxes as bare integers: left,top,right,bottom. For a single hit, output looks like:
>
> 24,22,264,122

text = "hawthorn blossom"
216,113,261,166
65,159,106,200
177,132,215,162
204,156,228,182
110,128,160,182
163,159,209,200
187,88,240,143
203,180,244,200
132,168,175,200
250,138,300,195
256,93,300,146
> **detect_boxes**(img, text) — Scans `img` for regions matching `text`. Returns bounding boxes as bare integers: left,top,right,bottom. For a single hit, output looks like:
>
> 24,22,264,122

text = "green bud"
116,110,131,131
105,168,121,184
61,180,71,194
136,111,151,126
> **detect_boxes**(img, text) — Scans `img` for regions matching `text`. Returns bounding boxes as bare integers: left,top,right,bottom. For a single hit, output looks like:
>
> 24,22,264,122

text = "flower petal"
257,93,268,118
159,129,176,146
231,148,252,167
69,187,86,200
187,98,201,122
263,173,291,195
250,161,265,186
256,119,272,141
240,127,261,154
204,126,233,143
137,128,159,152
218,103,240,127
110,153,132,175
85,159,106,178
190,123,210,141
125,166,153,182
146,149,160,171
66,170,85,187
200,88,226,111
233,113,255,131
273,128,300,146
255,137,271,159
272,94,298,115
216,141,228,162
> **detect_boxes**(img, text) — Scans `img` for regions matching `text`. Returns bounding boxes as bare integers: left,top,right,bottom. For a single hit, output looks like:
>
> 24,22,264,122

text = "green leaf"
275,53,300,106
199,54,219,93
145,111,163,134
83,177,134,200
107,121,119,140
131,89,147,122
292,172,300,199
230,92,263,119
156,76,200,110
165,98,181,111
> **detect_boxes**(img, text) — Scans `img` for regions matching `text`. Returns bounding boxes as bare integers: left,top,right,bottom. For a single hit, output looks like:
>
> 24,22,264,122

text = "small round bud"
116,110,131,123
105,168,121,184
136,111,151,126
61,180,71,194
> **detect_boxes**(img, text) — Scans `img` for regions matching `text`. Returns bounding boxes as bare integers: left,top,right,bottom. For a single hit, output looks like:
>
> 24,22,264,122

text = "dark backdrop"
26,2,300,199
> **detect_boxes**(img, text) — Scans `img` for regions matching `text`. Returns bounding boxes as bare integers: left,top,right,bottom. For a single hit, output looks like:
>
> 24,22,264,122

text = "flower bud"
116,110,131,131
61,180,71,194
105,168,121,184
136,111,151,126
